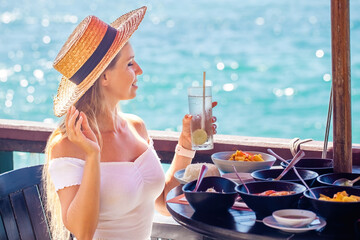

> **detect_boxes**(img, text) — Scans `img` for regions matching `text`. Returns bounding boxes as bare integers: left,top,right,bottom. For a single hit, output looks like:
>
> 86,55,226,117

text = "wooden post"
331,0,352,172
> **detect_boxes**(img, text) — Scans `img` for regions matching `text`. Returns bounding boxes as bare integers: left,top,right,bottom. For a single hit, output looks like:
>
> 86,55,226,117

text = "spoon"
333,176,360,187
292,217,320,228
267,149,317,198
274,150,305,181
193,164,208,192
233,165,250,193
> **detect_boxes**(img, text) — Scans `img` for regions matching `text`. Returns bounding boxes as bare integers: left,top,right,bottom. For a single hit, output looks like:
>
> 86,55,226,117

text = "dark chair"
0,165,51,240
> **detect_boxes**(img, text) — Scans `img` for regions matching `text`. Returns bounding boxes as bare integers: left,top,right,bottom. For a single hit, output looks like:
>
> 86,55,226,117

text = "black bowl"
182,176,238,213
317,172,360,188
235,181,306,217
280,158,333,175
251,168,318,187
303,186,360,223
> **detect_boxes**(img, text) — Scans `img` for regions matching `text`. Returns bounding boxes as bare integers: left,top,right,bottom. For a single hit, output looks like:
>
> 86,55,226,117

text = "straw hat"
52,6,147,117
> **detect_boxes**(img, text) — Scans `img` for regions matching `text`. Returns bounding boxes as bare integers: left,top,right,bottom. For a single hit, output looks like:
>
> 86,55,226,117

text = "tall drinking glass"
188,86,213,150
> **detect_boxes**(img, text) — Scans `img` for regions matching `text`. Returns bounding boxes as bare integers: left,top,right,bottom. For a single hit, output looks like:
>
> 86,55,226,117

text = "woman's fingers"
66,106,81,141
75,114,83,136
80,111,98,142
212,124,217,134
65,107,74,134
65,106,71,126
178,114,193,150
69,110,79,133
211,102,217,134
182,114,192,134
212,116,217,123
67,107,77,126
65,106,74,129
80,112,89,129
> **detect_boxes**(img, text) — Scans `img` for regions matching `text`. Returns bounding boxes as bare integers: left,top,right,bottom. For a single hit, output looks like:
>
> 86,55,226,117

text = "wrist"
179,134,192,150
86,150,100,161
175,144,196,158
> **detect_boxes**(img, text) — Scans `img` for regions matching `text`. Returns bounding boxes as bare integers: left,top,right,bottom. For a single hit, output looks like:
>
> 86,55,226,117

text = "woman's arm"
56,153,100,240
155,114,193,216
51,107,101,240
155,102,217,216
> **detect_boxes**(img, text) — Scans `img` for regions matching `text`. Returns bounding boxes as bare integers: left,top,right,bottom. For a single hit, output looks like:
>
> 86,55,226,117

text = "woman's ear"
101,73,109,86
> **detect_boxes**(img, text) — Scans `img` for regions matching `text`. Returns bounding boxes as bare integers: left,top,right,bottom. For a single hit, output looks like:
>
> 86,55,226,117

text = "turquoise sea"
1,0,359,161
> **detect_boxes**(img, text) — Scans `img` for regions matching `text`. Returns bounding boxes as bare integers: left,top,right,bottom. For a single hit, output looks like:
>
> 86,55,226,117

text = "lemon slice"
192,129,208,145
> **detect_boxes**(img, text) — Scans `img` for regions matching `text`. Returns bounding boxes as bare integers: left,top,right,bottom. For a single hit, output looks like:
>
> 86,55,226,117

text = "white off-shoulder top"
48,141,166,240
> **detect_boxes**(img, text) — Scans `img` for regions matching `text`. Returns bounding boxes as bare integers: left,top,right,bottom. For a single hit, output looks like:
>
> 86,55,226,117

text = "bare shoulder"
49,135,86,160
122,113,149,141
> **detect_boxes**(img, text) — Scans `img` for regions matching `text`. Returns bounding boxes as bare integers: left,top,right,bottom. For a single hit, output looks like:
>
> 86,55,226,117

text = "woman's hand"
65,106,100,157
179,101,218,149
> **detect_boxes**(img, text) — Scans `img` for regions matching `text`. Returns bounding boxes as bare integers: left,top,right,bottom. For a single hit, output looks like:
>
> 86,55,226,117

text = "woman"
43,6,217,240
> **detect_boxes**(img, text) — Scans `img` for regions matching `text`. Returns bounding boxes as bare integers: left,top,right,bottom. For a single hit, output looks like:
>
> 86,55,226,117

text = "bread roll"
182,163,220,182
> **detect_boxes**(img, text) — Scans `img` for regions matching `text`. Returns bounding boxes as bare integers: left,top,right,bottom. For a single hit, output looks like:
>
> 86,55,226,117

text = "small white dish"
263,215,326,233
272,209,316,227
174,169,187,185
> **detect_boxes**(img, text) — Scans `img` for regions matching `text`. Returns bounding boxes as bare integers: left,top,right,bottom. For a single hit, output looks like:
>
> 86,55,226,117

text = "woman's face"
101,42,143,103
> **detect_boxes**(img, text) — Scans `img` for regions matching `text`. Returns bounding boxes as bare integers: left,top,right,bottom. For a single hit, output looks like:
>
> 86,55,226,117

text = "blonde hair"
42,51,121,239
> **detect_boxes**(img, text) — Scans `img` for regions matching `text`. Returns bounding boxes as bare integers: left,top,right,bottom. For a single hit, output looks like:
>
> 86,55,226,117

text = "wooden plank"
0,214,7,240
331,0,352,172
0,196,20,240
0,165,43,196
37,181,46,207
10,191,35,240
0,119,54,142
0,139,46,154
1,119,360,165
23,186,51,240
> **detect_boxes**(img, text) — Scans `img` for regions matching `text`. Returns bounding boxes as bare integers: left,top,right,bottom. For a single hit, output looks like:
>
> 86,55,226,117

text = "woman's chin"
129,92,137,100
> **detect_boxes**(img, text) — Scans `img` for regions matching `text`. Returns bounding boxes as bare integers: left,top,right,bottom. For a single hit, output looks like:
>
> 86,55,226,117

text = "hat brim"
53,6,147,117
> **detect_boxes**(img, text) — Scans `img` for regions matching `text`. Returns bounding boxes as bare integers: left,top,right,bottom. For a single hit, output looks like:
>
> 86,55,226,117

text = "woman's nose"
135,62,143,75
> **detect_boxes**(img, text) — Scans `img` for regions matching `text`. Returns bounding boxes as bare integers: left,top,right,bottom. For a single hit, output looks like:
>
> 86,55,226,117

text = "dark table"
166,185,360,240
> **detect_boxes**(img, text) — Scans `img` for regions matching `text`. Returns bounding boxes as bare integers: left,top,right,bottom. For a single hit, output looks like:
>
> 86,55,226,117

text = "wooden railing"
1,119,360,173
1,119,360,239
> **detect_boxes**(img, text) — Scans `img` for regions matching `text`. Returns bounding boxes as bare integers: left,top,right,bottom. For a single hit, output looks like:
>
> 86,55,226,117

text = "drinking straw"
322,86,332,159
202,72,206,129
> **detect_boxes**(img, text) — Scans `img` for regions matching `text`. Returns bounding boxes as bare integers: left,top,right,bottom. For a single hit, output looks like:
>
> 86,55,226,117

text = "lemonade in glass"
188,86,213,150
